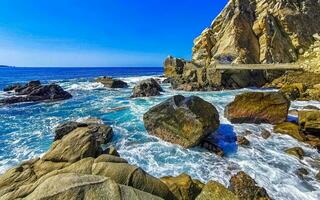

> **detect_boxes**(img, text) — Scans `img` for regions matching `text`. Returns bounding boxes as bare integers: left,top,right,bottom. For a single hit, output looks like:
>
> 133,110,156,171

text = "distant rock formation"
0,81,72,105
164,0,320,90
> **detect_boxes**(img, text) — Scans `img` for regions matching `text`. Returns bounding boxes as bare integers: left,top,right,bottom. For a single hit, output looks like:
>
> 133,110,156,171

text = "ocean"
0,67,320,200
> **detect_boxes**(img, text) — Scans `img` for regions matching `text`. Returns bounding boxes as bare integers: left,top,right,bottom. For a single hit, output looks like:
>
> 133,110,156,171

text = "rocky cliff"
193,0,320,66
165,0,320,90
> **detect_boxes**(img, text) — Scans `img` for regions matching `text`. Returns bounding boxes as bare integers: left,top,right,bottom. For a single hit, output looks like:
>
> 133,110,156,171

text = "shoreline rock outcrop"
0,81,72,105
96,77,128,88
131,78,163,98
163,0,320,91
0,119,175,200
143,95,220,148
225,92,290,124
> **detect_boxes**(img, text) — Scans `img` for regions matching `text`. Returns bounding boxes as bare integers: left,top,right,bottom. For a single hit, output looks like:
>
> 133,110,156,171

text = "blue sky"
0,0,228,67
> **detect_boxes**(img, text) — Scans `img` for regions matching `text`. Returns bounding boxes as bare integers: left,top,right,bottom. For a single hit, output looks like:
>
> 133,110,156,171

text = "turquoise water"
0,67,320,200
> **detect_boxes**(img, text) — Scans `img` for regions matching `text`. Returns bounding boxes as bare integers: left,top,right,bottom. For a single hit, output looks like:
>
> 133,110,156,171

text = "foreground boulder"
143,95,220,148
0,81,72,105
225,92,290,124
196,181,238,200
131,78,163,98
229,171,270,200
23,173,163,200
96,77,128,88
0,120,175,200
161,173,204,200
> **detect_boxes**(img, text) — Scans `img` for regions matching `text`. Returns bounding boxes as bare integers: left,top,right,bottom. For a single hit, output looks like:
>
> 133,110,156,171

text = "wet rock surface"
0,81,72,105
131,78,163,98
143,95,220,148
229,171,270,200
96,77,128,88
225,92,290,124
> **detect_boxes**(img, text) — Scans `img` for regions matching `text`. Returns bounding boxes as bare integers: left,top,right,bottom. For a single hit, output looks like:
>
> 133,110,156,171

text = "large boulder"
131,78,164,98
143,95,220,148
196,181,238,200
96,77,128,88
0,81,72,105
229,171,270,200
161,173,204,200
298,110,320,136
225,92,290,124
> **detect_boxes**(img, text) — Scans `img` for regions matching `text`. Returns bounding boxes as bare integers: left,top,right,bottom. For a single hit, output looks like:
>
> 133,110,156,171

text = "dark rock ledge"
0,80,72,105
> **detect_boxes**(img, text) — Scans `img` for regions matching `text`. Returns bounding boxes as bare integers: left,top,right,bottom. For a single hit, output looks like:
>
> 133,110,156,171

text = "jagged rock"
143,95,220,148
195,181,238,200
0,81,72,105
285,147,305,159
96,77,128,88
54,121,88,141
225,92,290,124
261,129,271,139
161,173,204,200
274,122,305,141
298,110,320,136
192,0,320,66
237,136,250,146
0,120,175,200
280,83,307,100
229,171,270,200
131,78,163,98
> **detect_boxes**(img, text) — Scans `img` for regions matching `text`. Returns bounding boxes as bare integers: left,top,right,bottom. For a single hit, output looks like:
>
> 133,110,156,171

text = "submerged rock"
261,129,271,139
131,78,163,98
196,181,238,200
161,173,204,200
295,168,309,179
0,81,72,105
298,110,320,136
96,77,128,88
285,147,305,159
229,171,270,200
143,95,220,148
0,120,174,200
237,136,250,146
225,92,290,124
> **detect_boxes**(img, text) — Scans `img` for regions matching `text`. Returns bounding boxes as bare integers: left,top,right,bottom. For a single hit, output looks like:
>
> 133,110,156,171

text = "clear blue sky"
0,0,228,67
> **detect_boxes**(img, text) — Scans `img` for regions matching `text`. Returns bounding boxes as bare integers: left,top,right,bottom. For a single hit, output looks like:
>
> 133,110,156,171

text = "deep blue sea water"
0,67,320,200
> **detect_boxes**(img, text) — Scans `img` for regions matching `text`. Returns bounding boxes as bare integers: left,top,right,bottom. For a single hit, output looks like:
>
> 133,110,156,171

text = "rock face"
192,0,320,66
96,77,128,88
229,171,270,200
225,92,290,124
131,78,163,98
164,0,320,91
143,95,220,148
0,120,175,200
0,81,72,105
